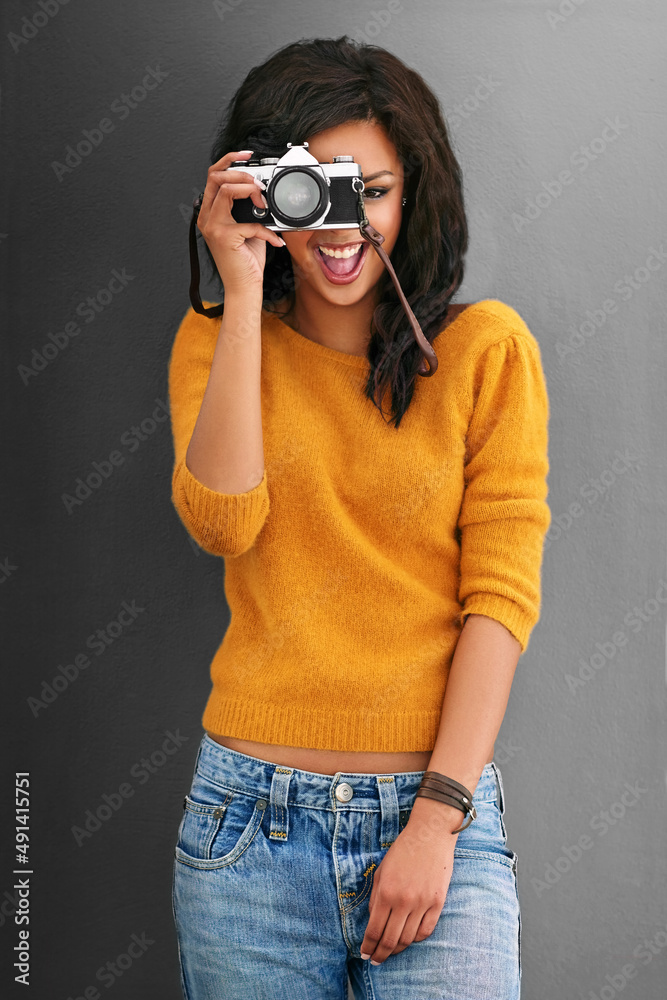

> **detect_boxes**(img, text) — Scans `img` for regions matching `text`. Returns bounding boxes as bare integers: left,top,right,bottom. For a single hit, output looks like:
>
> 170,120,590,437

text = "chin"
320,279,370,300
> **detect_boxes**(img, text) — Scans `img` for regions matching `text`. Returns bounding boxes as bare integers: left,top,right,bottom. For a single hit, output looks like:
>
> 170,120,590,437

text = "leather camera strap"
357,216,437,376
189,195,224,319
188,186,443,376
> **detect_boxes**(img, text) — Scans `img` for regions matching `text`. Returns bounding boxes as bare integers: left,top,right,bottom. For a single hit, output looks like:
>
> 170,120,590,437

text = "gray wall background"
2,1,665,997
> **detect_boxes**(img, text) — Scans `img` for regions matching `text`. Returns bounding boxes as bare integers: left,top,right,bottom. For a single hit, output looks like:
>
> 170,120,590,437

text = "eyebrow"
362,170,394,182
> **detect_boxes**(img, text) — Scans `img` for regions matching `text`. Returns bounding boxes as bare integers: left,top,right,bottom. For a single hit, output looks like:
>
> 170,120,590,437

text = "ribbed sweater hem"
201,697,443,754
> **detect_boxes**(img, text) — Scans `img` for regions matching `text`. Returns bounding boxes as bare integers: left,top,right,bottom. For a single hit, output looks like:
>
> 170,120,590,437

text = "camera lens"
272,170,322,219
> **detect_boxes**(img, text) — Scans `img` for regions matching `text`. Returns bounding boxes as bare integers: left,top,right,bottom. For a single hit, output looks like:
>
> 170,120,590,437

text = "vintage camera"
226,142,365,231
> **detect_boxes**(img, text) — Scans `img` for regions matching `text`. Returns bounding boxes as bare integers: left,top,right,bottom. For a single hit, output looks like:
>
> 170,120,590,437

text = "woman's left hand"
359,818,457,965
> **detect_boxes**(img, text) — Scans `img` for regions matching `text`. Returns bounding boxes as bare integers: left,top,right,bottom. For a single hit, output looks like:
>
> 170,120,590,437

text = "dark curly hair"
204,35,469,428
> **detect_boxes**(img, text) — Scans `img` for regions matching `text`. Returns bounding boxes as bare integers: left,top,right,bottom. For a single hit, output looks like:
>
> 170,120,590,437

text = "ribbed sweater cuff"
172,460,270,557
458,592,537,653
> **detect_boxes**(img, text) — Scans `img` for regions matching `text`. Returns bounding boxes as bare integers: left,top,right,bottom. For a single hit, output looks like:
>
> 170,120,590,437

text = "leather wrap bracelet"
414,770,477,834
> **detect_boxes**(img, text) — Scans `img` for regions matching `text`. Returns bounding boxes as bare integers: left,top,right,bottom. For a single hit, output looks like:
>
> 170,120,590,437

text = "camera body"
226,142,364,231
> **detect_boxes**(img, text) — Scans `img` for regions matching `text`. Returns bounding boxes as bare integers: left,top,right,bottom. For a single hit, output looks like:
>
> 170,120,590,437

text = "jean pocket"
453,844,518,871
175,777,268,870
493,764,509,841
455,795,507,853
494,794,508,842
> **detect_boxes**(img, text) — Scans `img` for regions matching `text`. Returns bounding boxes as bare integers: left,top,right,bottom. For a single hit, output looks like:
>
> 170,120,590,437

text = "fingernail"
261,194,269,208
238,149,253,155
360,952,371,960
276,237,286,247
253,177,267,191
370,959,382,966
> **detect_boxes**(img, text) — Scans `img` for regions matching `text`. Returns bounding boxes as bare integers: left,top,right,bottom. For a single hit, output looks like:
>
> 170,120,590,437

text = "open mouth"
313,241,369,284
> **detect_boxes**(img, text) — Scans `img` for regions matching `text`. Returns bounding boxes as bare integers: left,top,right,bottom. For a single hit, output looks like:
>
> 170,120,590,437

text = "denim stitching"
361,956,378,999
453,846,517,868
171,858,193,1000
344,862,377,914
377,776,397,849
270,767,293,839
514,852,522,985
175,803,266,870
183,789,233,815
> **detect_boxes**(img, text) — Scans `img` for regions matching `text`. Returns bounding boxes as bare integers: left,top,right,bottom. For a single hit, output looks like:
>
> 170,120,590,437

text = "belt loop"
376,775,400,850
269,766,294,842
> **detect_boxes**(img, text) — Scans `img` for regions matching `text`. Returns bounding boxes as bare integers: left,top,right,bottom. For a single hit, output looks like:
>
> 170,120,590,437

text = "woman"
169,35,550,999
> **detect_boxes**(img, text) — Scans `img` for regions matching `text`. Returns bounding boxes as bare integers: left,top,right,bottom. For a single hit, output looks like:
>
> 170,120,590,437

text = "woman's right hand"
196,149,286,295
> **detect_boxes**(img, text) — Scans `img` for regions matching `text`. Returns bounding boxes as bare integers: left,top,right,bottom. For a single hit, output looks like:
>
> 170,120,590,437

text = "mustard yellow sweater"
168,299,551,752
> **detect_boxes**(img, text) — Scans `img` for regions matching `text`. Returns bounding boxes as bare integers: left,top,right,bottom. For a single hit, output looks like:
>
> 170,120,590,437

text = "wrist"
221,290,264,321
407,794,465,838
218,293,263,345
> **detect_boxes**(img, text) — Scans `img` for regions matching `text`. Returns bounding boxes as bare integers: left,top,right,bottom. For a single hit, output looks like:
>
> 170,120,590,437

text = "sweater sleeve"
167,306,270,558
456,331,551,653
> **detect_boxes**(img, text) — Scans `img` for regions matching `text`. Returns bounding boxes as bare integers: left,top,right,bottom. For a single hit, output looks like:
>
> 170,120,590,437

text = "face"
279,119,405,310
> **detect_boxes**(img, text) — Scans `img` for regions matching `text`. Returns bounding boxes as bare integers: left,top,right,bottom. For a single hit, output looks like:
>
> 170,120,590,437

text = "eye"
362,187,389,199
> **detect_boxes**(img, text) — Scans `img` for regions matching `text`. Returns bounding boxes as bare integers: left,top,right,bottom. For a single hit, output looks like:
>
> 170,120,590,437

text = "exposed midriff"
204,731,494,776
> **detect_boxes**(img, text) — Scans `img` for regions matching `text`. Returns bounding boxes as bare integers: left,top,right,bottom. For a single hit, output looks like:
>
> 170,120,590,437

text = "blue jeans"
172,732,522,999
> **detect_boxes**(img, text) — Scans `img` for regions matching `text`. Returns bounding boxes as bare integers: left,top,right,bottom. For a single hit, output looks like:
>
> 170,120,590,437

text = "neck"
283,283,379,358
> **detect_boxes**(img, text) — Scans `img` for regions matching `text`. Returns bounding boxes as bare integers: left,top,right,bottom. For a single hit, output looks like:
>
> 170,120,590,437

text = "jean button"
336,782,353,802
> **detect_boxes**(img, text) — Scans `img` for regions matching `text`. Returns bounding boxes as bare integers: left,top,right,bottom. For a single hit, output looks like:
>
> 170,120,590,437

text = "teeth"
319,244,362,259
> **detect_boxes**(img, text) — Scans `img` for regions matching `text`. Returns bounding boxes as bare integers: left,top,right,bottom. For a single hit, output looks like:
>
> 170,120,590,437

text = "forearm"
407,613,522,837
185,293,265,495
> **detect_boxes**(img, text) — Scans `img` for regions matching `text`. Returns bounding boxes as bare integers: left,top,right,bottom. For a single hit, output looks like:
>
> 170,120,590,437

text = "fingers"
361,907,409,966
392,908,432,954
195,149,287,257
212,179,267,215
199,186,284,249
211,148,254,172
226,221,285,249
198,149,263,226
360,893,442,964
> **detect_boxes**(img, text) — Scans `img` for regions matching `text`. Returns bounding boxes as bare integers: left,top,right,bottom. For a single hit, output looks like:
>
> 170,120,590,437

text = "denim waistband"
194,732,504,813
